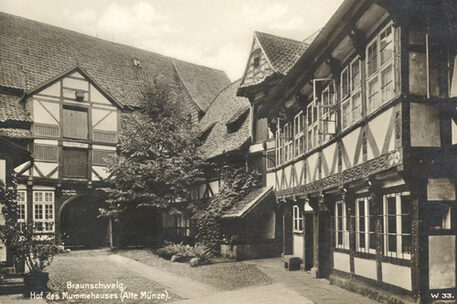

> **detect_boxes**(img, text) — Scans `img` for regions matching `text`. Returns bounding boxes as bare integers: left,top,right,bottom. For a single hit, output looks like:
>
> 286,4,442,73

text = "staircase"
0,267,24,295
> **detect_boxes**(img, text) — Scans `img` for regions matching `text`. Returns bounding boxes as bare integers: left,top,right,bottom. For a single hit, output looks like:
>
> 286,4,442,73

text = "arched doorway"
60,195,110,248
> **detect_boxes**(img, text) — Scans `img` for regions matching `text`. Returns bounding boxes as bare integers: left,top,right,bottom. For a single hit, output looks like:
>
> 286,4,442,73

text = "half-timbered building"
254,0,457,303
0,12,230,249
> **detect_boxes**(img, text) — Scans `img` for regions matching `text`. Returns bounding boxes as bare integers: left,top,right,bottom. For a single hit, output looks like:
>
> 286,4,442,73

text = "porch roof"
222,186,274,219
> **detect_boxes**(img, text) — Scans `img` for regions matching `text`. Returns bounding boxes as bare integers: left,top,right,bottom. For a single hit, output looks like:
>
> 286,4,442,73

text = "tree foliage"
104,81,205,218
196,165,260,253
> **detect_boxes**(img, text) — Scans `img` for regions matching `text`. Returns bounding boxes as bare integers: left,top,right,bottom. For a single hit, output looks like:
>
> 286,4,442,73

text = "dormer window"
226,107,249,134
253,56,260,68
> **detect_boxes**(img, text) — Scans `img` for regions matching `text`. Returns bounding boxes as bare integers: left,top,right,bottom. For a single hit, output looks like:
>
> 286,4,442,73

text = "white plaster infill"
108,254,215,299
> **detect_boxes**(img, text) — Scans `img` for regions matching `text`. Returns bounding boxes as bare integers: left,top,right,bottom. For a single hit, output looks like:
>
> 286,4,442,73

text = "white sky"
0,0,343,81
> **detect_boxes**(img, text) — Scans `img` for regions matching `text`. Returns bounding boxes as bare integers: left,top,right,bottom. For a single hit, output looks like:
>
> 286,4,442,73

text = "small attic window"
133,59,141,67
253,57,260,68
226,107,249,134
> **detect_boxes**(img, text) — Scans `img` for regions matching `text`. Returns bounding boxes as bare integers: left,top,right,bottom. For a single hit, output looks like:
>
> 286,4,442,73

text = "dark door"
63,148,88,178
318,211,331,278
304,213,314,270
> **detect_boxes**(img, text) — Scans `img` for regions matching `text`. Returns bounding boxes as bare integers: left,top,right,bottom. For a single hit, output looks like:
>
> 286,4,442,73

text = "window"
335,201,349,249
293,205,303,232
341,57,362,130
283,123,293,162
34,144,58,162
253,56,260,68
294,111,305,157
307,101,319,150
320,82,337,142
33,191,54,232
63,148,88,178
92,150,115,166
383,192,411,259
355,197,376,253
63,106,88,139
366,23,396,115
266,149,276,169
17,190,27,223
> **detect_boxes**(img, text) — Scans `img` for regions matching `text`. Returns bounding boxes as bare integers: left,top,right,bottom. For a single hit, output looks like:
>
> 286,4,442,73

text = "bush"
155,242,211,266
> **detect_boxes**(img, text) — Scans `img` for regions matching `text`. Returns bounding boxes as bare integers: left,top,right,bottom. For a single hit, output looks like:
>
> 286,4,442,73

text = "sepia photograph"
0,0,456,303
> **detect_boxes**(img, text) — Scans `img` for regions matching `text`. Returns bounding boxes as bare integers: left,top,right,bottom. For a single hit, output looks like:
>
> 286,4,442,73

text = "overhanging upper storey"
259,0,457,120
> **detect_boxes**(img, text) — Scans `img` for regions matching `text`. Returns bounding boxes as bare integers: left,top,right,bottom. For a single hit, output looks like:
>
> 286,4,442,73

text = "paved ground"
0,249,380,304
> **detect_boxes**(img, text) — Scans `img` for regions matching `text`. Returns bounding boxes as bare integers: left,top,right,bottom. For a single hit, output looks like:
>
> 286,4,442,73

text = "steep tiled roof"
222,186,273,218
0,128,32,139
0,12,228,110
173,60,230,112
198,80,250,159
0,94,31,123
255,31,309,75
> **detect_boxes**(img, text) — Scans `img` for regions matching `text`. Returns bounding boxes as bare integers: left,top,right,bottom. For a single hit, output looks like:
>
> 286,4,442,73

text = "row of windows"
333,192,411,260
34,144,115,166
17,190,55,233
276,24,396,166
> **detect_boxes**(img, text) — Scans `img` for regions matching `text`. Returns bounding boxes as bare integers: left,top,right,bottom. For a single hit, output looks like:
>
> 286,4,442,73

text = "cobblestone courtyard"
2,249,380,304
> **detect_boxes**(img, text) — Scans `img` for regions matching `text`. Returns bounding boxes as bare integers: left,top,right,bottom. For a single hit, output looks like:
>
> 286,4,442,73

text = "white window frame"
293,111,305,158
383,192,411,260
335,200,349,249
293,205,303,233
17,190,27,224
307,101,319,150
33,191,55,233
365,22,395,115
320,81,337,142
355,197,376,254
341,57,363,130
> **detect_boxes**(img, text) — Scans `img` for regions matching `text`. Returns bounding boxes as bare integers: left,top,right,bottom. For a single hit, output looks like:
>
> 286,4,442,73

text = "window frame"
306,101,319,150
293,111,305,158
17,190,27,224
354,197,376,254
365,22,395,115
335,200,349,249
32,191,55,233
320,81,337,143
341,56,363,130
293,205,303,233
382,191,411,260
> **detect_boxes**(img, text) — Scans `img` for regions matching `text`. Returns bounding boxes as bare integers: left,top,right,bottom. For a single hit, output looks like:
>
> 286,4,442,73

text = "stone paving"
0,250,380,304
242,258,380,304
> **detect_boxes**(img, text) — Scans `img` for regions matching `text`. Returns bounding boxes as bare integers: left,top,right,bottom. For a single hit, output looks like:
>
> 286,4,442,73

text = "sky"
0,0,344,81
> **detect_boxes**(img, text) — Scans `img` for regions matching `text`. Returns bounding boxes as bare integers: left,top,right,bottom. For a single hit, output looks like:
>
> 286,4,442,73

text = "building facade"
254,0,457,303
0,12,230,249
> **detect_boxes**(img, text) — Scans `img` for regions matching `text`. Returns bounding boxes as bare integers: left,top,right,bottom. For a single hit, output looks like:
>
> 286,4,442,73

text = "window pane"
381,65,394,102
401,195,412,234
369,232,376,250
402,234,411,254
380,27,393,65
338,232,343,245
342,69,349,97
342,100,350,129
352,92,362,122
368,77,380,113
368,42,378,76
360,232,366,249
388,197,396,215
351,60,361,91
388,234,397,252
388,215,397,233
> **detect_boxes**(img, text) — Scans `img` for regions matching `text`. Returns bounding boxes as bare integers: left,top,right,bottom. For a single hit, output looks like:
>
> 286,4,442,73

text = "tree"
104,81,206,218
